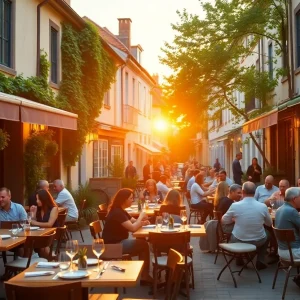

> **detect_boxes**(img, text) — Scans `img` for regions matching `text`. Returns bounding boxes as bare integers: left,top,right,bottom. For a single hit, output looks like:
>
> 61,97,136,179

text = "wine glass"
162,212,169,228
180,210,188,231
27,212,33,226
92,239,105,271
19,219,26,230
11,224,19,239
155,216,163,232
145,195,150,208
65,240,79,272
58,251,70,272
270,199,275,213
155,195,160,207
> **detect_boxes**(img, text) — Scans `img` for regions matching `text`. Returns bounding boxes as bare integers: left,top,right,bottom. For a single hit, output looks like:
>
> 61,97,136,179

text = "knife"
96,262,109,279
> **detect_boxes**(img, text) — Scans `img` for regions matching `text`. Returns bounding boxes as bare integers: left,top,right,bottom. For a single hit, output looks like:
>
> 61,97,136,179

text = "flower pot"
78,256,87,270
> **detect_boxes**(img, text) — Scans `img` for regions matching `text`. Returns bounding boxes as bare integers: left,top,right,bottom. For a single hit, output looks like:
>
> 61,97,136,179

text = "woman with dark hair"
190,173,214,224
30,189,58,228
102,188,152,285
159,189,183,223
246,157,262,185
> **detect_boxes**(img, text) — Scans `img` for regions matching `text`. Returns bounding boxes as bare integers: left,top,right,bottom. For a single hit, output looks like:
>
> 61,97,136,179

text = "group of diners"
102,185,186,285
0,178,78,229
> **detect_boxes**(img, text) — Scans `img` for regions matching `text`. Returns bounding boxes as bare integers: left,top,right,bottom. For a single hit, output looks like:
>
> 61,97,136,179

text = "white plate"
58,270,90,279
131,204,138,208
160,228,180,233
189,224,201,228
73,258,101,266
30,226,40,231
125,208,133,212
174,223,181,227
142,225,156,229
0,235,11,240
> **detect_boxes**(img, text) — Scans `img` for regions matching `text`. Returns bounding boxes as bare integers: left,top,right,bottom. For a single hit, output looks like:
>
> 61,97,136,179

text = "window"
144,87,147,115
93,140,108,177
296,11,300,68
50,26,59,83
0,0,12,67
111,145,123,163
268,43,273,80
138,82,142,111
104,91,110,106
125,72,128,105
132,78,135,107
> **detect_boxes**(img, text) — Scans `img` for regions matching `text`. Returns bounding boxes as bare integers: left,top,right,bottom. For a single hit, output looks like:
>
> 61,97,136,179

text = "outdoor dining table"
132,225,206,238
125,204,161,217
8,261,144,299
0,228,56,251
24,206,67,214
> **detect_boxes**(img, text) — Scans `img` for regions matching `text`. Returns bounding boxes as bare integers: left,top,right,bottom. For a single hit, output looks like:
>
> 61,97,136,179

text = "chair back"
57,213,67,227
79,199,86,216
273,227,296,264
149,231,190,265
99,203,107,211
166,248,183,300
214,210,229,244
0,221,20,229
5,281,82,300
51,226,67,258
101,244,123,260
89,220,102,239
97,210,107,227
24,232,56,268
159,205,186,216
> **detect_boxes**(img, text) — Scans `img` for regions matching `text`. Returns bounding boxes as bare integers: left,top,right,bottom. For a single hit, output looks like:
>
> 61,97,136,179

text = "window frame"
49,20,60,86
296,10,300,68
93,139,109,178
268,41,273,80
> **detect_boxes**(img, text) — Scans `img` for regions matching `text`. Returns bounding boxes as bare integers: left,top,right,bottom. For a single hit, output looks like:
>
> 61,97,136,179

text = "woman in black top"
102,188,152,284
246,157,262,185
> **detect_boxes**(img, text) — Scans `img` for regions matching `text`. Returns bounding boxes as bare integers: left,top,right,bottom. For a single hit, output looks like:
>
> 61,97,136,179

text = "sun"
153,119,168,132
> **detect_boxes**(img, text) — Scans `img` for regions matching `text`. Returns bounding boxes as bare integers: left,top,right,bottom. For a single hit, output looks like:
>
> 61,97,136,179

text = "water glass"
27,212,33,225
23,224,30,236
180,210,188,230
162,212,169,228
155,216,163,231
92,239,105,271
19,219,26,230
59,251,70,272
11,224,19,239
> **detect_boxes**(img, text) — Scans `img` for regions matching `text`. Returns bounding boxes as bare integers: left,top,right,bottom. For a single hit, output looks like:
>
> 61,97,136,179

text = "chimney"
117,18,132,50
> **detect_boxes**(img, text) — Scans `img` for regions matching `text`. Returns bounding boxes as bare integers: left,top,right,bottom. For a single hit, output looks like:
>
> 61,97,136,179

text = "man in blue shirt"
254,175,279,203
232,152,243,185
0,187,27,221
275,187,300,287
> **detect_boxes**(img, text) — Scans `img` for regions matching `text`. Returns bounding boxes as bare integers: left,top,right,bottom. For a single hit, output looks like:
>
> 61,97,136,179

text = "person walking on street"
232,152,243,185
246,157,262,185
125,161,137,179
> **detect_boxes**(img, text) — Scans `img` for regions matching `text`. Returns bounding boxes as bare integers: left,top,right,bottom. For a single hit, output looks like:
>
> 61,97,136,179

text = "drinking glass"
270,199,275,213
19,219,26,230
58,251,70,272
162,212,169,228
27,212,33,226
65,240,79,272
11,224,19,239
155,216,163,232
92,239,105,271
180,210,188,230
155,195,160,207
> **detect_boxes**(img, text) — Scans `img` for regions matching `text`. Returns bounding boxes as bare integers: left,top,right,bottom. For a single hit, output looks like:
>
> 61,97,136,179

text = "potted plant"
77,247,88,270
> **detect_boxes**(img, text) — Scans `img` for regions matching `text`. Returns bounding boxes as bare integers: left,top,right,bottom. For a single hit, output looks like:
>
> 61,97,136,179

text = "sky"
70,0,205,83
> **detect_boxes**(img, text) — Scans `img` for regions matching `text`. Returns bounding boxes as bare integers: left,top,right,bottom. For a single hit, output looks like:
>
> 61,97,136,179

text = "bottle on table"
169,215,174,230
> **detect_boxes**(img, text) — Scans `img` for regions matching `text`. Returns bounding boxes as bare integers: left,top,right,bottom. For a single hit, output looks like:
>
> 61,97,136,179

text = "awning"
278,95,300,110
135,142,161,155
152,140,169,152
242,109,278,134
0,92,77,130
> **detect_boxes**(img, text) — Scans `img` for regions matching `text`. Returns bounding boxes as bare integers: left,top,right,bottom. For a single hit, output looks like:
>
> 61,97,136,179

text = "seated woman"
102,188,153,285
30,189,58,228
214,181,229,215
159,189,184,223
140,179,163,203
190,173,214,224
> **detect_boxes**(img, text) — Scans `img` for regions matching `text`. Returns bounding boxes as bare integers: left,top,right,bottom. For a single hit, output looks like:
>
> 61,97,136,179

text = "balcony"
123,104,139,130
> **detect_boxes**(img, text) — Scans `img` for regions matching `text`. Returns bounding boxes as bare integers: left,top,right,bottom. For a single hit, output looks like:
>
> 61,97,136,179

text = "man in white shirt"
187,169,200,192
53,179,78,222
222,181,272,270
156,175,171,199
254,175,279,203
211,170,233,188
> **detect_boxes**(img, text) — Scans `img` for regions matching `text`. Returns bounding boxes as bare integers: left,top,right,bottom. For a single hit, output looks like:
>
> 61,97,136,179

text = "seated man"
53,179,78,222
222,181,272,270
211,170,233,188
254,175,279,203
187,169,200,192
217,184,242,216
0,187,27,221
156,175,171,199
28,180,49,207
265,179,289,209
275,187,300,287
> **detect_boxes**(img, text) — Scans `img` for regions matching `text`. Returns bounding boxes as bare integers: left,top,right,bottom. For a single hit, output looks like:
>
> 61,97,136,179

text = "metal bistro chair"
65,199,86,243
97,203,108,228
272,227,300,299
185,192,201,224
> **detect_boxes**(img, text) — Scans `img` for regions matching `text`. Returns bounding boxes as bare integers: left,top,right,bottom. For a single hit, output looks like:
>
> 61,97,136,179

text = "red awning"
0,101,19,121
242,109,278,134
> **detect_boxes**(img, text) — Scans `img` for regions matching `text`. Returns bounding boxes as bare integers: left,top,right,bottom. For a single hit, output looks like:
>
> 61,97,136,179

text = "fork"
96,262,109,279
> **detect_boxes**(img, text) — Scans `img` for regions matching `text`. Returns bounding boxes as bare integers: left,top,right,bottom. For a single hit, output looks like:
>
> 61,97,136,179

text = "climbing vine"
24,130,58,196
0,129,10,151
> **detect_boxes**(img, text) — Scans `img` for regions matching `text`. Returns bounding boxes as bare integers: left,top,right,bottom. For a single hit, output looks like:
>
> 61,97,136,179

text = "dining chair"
4,231,56,278
5,281,83,300
89,220,102,239
159,205,186,216
57,212,67,227
97,203,108,227
50,226,67,260
185,194,201,224
148,231,194,300
89,295,119,300
214,210,231,264
65,199,86,242
272,227,300,299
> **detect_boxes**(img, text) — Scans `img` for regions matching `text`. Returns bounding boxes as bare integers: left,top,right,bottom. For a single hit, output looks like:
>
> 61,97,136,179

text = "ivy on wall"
0,129,10,151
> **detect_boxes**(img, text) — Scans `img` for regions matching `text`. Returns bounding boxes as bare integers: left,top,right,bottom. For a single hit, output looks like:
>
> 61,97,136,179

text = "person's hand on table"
141,220,150,226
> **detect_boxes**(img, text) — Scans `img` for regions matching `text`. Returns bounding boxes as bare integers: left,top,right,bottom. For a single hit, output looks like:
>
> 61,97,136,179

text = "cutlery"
96,262,109,279
52,273,59,280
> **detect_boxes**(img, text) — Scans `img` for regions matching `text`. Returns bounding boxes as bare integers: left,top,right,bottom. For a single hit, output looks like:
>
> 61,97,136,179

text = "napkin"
189,224,201,228
36,262,59,268
142,225,156,229
24,271,55,277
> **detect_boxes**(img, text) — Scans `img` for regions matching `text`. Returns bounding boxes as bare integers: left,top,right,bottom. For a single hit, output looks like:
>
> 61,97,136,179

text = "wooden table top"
0,228,56,251
125,204,161,217
132,225,206,238
9,261,144,288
